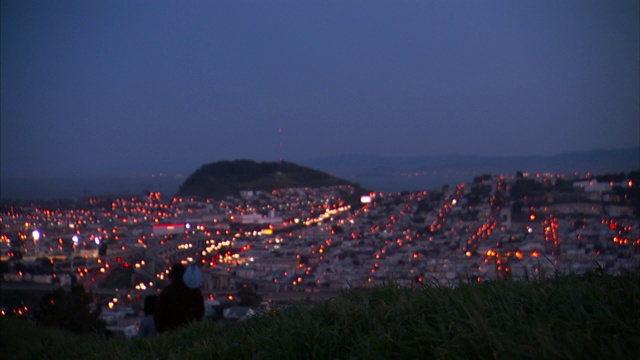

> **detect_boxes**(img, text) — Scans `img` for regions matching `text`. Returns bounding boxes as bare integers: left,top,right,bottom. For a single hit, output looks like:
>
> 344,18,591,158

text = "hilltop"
176,159,365,199
2,272,638,359
3,147,638,201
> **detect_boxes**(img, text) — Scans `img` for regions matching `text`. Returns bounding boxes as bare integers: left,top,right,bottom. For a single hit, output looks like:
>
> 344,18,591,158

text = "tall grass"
2,271,638,359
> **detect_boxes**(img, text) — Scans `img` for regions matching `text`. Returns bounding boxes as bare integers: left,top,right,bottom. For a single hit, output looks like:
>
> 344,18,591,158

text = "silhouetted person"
154,263,205,333
138,295,158,337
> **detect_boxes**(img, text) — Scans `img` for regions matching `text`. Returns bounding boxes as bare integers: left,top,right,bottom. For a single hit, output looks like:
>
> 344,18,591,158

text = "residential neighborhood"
1,171,638,335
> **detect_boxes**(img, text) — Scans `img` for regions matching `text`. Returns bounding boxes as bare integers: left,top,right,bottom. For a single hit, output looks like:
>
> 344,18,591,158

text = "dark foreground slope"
3,272,639,360
176,159,364,199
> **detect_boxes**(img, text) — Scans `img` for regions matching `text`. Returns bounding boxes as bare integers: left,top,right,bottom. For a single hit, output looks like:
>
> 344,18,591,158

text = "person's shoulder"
159,281,182,295
172,281,197,294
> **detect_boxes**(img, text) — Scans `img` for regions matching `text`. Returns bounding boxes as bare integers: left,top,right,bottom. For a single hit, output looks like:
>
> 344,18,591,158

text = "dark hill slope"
176,160,364,199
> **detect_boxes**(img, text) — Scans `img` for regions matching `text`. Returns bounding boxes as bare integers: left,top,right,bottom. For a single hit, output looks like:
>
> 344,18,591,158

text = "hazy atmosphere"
1,0,639,199
1,3,639,354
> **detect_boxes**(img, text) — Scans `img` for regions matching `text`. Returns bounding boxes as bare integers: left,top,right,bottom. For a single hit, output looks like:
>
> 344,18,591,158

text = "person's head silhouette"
168,263,186,282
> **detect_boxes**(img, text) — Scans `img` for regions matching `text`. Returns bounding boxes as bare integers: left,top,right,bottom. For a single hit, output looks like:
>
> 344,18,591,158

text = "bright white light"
185,223,191,229
360,196,371,204
95,236,101,245
72,235,79,245
32,230,41,241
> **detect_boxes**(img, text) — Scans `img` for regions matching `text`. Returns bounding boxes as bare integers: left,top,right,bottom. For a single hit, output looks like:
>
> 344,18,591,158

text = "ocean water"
1,176,185,201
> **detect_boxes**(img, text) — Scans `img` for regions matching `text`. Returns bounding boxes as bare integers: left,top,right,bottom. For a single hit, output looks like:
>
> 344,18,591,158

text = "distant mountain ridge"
299,147,640,193
302,147,639,172
176,159,365,199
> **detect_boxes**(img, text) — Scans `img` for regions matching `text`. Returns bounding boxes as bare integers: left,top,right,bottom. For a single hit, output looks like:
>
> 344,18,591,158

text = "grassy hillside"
2,272,639,359
176,160,364,199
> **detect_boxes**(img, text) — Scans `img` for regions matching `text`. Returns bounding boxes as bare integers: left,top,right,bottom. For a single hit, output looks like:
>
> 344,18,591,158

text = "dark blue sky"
2,0,639,178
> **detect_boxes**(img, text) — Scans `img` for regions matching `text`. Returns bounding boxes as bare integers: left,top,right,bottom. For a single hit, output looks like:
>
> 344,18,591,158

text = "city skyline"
2,0,639,179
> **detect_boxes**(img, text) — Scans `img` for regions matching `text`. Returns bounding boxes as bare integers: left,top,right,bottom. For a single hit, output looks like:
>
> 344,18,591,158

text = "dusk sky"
2,0,639,179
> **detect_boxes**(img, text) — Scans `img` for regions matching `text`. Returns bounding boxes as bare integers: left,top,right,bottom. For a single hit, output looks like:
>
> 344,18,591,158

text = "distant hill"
176,159,365,199
2,148,637,201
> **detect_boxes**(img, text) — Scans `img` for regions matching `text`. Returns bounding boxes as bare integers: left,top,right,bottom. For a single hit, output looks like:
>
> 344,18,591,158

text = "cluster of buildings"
234,174,638,292
1,172,638,328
